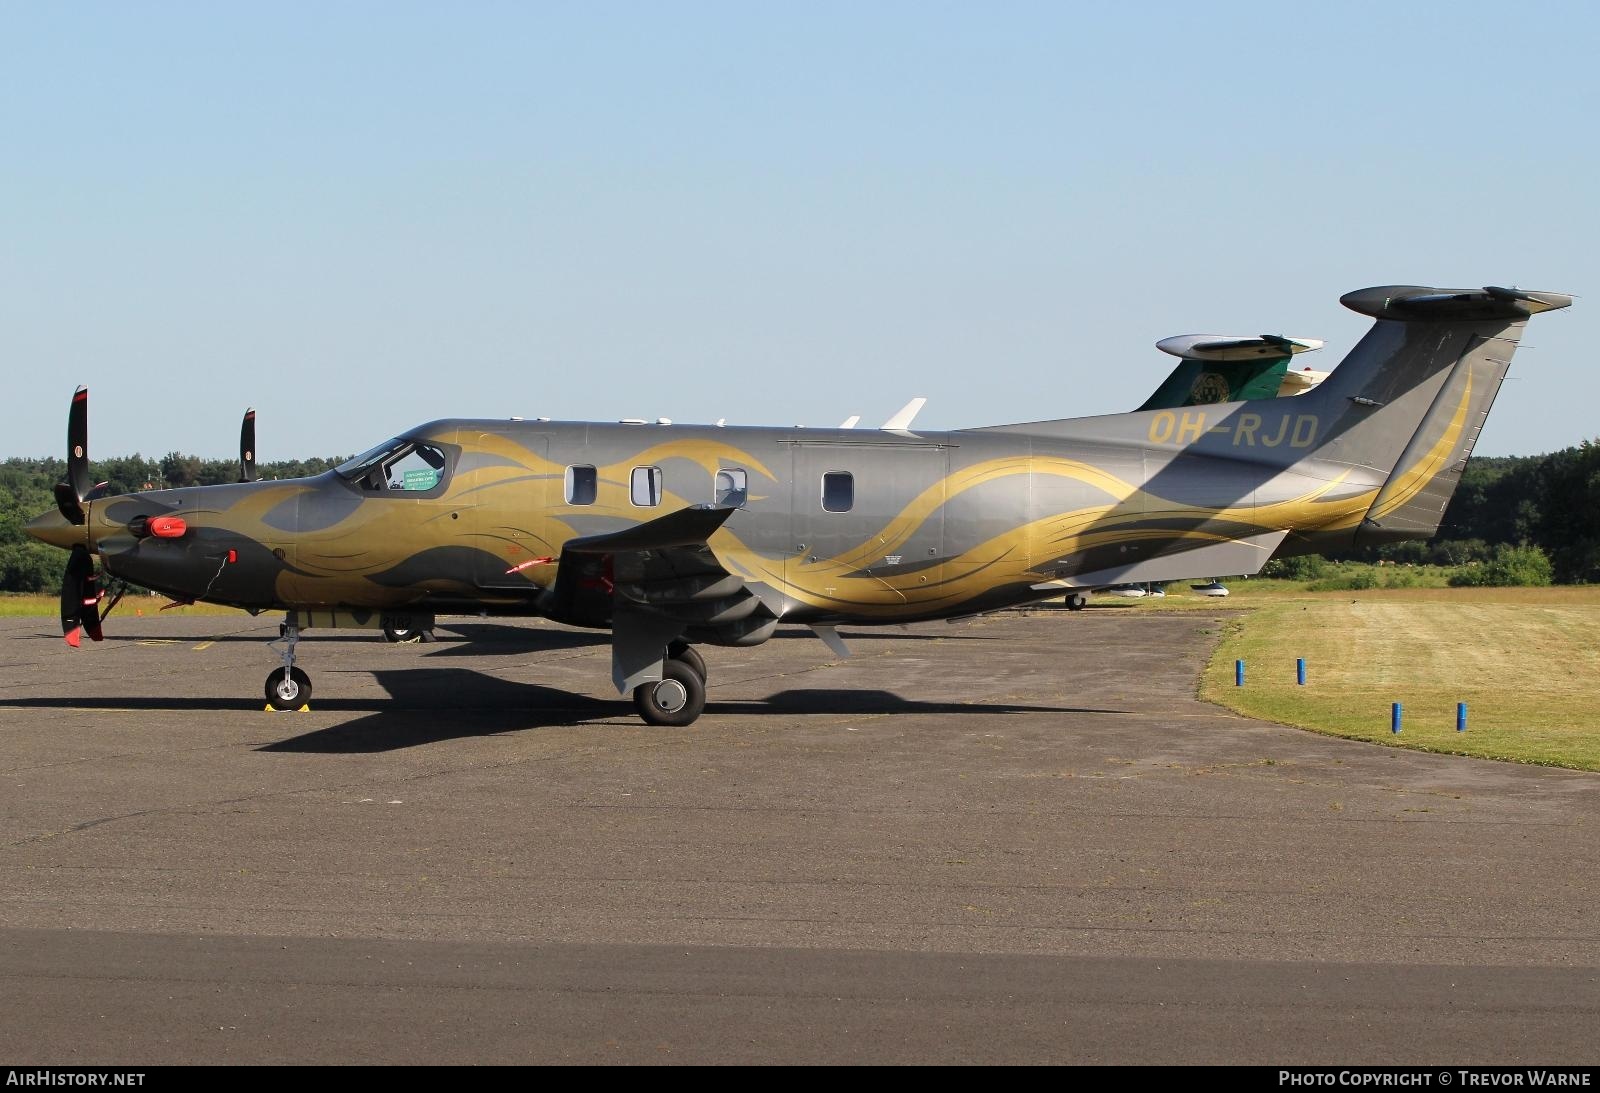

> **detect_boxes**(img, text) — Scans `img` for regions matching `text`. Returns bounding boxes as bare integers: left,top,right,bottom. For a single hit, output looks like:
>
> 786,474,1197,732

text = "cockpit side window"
337,439,450,494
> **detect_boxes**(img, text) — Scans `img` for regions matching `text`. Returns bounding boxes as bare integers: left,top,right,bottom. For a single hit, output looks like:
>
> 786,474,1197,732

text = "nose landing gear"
265,617,312,710
266,666,312,708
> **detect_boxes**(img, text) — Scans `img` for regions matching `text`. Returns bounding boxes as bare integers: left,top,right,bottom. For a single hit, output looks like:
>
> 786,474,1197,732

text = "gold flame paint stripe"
1369,369,1472,521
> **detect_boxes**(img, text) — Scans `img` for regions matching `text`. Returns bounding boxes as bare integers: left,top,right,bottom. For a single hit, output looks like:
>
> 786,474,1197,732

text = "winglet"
839,415,860,430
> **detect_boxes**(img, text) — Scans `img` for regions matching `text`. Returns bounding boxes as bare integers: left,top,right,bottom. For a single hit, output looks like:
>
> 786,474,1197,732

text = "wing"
542,504,776,692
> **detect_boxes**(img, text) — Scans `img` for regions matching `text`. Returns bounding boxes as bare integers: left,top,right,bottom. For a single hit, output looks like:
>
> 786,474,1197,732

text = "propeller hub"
25,509,86,551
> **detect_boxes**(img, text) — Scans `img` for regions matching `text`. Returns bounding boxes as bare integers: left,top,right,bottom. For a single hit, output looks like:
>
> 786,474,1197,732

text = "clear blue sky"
3,1,1594,460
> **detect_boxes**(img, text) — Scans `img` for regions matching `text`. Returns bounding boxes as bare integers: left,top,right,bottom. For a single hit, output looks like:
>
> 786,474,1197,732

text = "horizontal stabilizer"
1341,285,1573,322
1156,334,1323,361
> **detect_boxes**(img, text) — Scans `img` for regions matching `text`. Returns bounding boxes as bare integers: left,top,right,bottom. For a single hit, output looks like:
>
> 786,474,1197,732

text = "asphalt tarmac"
1,607,1595,1064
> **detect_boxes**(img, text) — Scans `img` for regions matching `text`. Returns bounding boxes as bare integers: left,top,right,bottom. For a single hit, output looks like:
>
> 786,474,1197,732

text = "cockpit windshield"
336,438,449,493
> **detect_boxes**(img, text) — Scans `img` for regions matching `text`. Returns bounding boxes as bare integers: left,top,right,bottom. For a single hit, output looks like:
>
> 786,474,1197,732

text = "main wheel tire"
633,658,706,727
265,666,313,709
668,642,707,682
383,624,425,644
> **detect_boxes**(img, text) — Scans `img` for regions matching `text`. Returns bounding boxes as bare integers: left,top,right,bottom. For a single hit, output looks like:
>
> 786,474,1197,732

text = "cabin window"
565,465,597,506
630,466,663,507
822,471,853,513
715,468,747,508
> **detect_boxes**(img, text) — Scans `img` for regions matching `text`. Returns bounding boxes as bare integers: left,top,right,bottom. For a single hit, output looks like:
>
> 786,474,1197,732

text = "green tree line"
1,453,347,593
1333,442,1600,584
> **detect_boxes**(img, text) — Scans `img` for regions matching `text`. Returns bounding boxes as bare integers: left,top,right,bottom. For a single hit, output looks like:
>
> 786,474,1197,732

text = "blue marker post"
1457,702,1468,733
1391,702,1402,735
1296,658,1306,686
1235,660,1245,687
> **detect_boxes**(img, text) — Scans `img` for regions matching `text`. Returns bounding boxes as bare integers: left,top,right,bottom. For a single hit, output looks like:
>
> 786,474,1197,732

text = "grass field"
0,593,246,618
1185,587,1600,772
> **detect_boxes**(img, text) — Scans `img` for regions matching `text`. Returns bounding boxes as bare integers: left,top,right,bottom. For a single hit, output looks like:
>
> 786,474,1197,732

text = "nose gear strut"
265,615,312,709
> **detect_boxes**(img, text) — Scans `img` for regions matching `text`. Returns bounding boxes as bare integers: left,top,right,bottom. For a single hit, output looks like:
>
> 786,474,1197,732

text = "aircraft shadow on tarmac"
245,668,1124,753
418,623,995,658
0,662,1121,751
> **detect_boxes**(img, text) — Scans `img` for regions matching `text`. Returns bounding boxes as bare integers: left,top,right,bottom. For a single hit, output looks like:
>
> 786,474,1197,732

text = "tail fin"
1297,286,1571,546
1137,335,1321,411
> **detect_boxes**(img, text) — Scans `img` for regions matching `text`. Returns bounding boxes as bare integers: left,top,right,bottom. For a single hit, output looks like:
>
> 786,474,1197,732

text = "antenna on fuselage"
880,398,926,433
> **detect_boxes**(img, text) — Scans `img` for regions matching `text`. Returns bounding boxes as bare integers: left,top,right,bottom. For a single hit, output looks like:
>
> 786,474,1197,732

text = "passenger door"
461,432,553,590
785,441,947,614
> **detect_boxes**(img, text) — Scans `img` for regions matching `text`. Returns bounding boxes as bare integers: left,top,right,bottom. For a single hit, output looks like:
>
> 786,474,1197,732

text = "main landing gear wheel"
633,658,706,727
382,623,425,643
667,641,707,681
265,666,312,709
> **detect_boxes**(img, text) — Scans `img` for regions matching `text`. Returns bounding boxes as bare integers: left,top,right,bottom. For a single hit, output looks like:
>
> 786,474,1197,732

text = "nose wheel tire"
265,666,313,709
382,624,425,644
633,658,705,727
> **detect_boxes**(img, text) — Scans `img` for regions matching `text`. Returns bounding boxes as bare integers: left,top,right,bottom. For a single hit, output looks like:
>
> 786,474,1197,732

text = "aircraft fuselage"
44,410,1373,629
